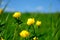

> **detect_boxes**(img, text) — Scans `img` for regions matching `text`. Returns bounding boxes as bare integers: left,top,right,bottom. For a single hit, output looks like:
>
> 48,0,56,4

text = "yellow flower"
13,12,21,18
36,21,41,26
1,37,4,40
27,18,35,25
0,8,3,14
33,37,38,40
19,30,30,38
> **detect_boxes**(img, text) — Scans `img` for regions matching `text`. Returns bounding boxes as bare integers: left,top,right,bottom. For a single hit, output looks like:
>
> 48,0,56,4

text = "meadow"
0,12,60,40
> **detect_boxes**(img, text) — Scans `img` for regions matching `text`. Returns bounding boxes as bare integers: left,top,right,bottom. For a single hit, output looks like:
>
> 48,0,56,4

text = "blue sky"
1,0,60,12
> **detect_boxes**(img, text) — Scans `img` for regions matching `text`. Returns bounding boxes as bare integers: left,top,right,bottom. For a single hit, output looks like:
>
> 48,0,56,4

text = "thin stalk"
13,27,17,40
3,0,10,12
5,14,9,22
28,26,31,31
32,25,36,36
24,38,26,40
13,22,19,40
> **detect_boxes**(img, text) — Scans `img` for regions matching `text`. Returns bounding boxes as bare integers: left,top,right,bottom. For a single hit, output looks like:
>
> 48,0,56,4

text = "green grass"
0,12,60,40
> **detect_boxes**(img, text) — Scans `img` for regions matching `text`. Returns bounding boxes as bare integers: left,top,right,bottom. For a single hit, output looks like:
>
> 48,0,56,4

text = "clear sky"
1,0,60,12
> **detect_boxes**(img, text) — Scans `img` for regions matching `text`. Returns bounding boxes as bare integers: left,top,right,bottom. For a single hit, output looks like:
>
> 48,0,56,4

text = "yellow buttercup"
1,37,4,40
19,30,30,38
13,12,21,18
36,21,41,26
33,37,38,40
27,18,35,25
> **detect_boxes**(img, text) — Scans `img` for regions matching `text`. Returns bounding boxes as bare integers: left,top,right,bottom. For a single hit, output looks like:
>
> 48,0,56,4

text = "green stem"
13,19,21,40
13,23,19,40
13,27,17,40
28,26,31,31
32,25,36,36
24,38,26,40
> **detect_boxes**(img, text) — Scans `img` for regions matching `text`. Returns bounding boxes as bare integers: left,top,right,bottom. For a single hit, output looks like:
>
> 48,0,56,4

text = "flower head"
0,8,3,14
36,21,41,26
0,37,4,40
33,37,38,40
13,12,21,18
27,18,35,25
19,30,30,38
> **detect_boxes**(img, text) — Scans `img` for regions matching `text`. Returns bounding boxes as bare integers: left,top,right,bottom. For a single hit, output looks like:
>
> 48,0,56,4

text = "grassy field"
0,12,60,40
